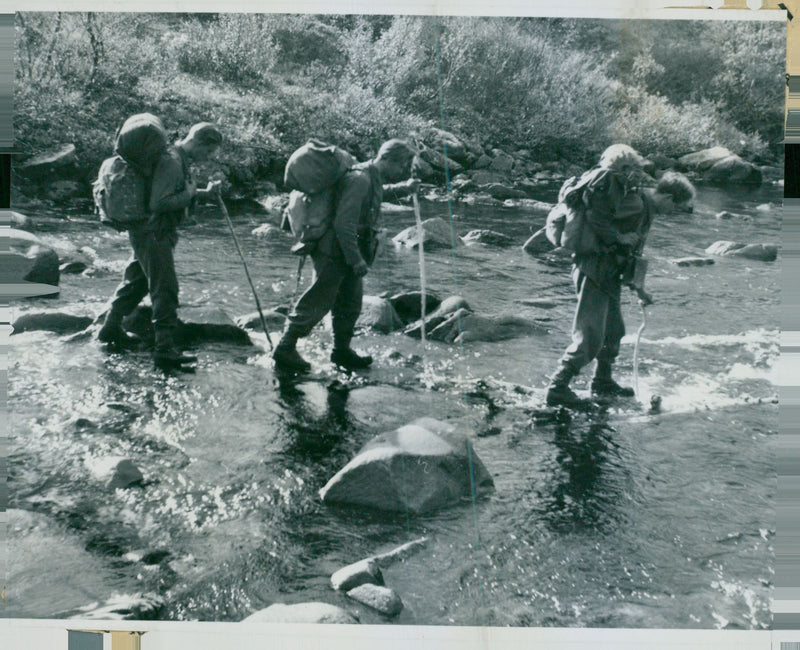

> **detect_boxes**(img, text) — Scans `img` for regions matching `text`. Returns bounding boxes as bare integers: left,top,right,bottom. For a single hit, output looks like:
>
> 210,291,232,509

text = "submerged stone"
670,257,715,267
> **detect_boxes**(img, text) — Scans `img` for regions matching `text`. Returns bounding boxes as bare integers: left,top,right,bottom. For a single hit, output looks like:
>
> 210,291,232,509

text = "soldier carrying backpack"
95,116,223,370
543,144,695,408
543,144,655,407
273,138,419,373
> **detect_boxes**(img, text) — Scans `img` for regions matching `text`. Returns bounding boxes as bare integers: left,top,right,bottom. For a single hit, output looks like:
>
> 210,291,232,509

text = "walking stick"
216,193,274,351
412,192,427,345
632,300,647,400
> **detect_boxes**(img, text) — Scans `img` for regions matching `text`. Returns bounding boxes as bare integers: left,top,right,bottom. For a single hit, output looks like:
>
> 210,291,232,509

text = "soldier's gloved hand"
635,287,654,306
204,180,223,196
352,260,368,278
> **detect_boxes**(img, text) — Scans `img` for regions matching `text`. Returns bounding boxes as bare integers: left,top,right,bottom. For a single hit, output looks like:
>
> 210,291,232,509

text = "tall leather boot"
272,330,311,373
545,363,588,407
591,360,634,397
153,326,197,369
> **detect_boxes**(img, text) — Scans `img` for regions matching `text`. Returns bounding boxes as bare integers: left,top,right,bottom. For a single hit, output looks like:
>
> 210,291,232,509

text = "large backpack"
545,167,609,253
281,139,356,250
93,113,168,230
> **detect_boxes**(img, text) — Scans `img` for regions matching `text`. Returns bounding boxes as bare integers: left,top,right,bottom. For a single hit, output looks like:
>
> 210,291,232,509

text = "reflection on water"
8,184,778,627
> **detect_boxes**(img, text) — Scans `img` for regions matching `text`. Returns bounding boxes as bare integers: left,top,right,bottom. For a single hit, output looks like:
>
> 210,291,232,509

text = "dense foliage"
15,13,784,184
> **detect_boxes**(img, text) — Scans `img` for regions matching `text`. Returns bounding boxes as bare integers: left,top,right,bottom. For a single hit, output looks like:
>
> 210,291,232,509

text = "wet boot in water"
591,361,635,398
545,364,591,408
153,327,197,371
97,312,141,351
331,347,373,371
272,335,312,374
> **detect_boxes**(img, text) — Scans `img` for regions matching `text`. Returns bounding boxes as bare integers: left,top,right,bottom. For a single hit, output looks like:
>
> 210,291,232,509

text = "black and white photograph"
8,7,783,636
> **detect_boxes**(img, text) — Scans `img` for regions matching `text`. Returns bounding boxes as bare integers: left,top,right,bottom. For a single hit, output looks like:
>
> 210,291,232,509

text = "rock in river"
122,305,252,346
356,295,404,333
4,229,60,293
346,584,403,617
705,241,778,262
462,229,515,247
393,217,460,250
12,312,93,335
319,417,494,514
331,558,383,591
428,309,544,343
389,291,442,323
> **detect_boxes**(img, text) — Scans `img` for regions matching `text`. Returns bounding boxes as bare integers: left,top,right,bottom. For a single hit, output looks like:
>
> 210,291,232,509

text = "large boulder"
392,217,460,250
389,291,441,323
4,229,60,295
428,308,544,343
12,312,93,335
678,147,733,172
418,146,464,175
122,305,253,346
427,129,468,163
356,296,404,333
243,602,358,624
18,144,78,180
705,241,778,262
319,417,494,514
704,155,762,187
489,151,515,173
461,229,514,247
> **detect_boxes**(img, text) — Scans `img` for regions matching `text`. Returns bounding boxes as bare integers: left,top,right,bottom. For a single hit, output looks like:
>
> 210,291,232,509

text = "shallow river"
8,183,779,628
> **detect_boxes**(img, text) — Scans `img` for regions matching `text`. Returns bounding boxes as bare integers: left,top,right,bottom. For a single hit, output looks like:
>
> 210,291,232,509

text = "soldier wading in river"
545,144,694,407
97,121,223,370
273,139,419,373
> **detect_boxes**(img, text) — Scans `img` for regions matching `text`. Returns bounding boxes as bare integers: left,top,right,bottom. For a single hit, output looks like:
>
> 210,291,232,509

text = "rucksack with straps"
93,113,168,231
281,139,356,254
545,167,609,253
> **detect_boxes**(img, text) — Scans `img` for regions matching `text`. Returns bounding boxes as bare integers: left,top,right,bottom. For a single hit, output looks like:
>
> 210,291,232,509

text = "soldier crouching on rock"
273,139,419,373
98,122,223,370
545,144,695,408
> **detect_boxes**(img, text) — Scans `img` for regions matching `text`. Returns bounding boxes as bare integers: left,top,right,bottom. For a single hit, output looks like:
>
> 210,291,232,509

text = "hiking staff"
412,191,427,345
632,300,647,400
215,192,274,351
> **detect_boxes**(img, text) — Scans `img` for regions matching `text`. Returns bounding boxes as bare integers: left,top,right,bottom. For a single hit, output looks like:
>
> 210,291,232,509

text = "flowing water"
7,184,779,628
